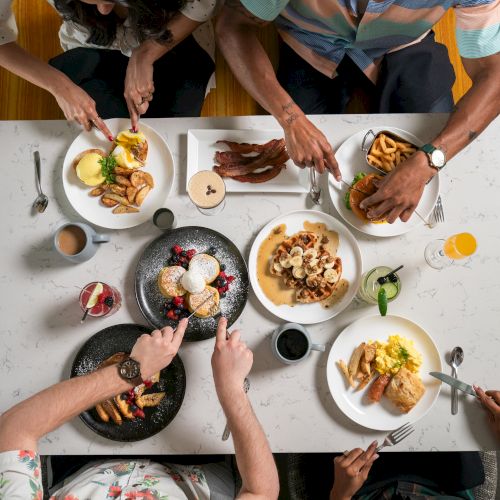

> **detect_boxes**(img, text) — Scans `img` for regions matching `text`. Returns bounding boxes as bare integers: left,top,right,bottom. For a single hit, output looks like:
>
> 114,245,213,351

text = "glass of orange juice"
424,232,477,269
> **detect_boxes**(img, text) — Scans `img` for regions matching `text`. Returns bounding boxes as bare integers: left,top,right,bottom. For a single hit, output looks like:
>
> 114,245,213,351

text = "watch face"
431,149,446,168
120,359,140,379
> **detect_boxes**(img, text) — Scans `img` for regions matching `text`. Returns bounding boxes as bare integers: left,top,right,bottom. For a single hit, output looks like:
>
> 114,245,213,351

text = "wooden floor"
0,0,471,120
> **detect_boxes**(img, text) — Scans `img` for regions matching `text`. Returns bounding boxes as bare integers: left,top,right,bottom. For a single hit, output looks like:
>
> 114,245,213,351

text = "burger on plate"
345,172,386,223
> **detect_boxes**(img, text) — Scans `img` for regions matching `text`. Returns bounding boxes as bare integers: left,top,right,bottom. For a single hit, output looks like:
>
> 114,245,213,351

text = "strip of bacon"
232,164,286,183
214,151,255,165
215,138,281,154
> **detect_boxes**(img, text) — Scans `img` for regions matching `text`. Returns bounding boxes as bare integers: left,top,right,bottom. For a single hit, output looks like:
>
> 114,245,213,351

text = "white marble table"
0,114,498,455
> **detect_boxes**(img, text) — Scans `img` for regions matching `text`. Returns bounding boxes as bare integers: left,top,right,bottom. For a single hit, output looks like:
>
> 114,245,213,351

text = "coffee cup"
54,222,110,263
271,323,325,365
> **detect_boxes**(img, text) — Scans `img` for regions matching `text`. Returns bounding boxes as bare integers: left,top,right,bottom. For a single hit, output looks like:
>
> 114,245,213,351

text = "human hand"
283,113,341,179
330,441,378,500
474,386,500,441
124,47,155,132
52,77,113,140
130,319,187,380
359,152,436,223
211,317,253,403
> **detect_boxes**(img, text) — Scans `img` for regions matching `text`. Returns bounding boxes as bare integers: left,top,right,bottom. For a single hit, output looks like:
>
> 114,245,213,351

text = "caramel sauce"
256,224,295,306
256,221,349,309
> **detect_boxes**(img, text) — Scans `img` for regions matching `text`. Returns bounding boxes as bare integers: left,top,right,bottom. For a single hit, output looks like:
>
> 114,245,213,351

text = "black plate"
71,324,186,442
135,226,249,341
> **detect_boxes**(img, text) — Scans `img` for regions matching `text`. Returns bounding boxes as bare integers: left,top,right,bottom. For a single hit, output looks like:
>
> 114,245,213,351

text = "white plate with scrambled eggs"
327,314,442,430
62,118,174,229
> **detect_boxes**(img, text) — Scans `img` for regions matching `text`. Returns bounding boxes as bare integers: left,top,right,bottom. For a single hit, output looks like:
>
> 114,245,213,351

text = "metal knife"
429,372,476,396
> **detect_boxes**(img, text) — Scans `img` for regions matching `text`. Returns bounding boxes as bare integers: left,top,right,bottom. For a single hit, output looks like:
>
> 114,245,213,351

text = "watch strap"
420,143,436,155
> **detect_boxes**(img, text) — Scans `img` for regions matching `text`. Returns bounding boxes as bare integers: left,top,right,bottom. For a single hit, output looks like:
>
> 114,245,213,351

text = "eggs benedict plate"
62,118,174,229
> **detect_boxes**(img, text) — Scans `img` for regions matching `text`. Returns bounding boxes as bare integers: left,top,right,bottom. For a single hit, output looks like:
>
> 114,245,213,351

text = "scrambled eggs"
375,335,422,375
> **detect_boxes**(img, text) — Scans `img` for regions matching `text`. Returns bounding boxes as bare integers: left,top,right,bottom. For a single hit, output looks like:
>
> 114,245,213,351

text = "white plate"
328,127,440,237
248,210,362,324
62,118,174,229
187,129,309,193
326,314,442,430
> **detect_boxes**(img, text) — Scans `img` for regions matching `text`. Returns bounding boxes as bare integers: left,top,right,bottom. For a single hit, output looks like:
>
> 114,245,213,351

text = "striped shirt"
240,0,500,82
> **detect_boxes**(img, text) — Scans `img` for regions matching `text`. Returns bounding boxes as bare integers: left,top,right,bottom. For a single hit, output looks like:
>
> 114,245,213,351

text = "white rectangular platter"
187,129,309,193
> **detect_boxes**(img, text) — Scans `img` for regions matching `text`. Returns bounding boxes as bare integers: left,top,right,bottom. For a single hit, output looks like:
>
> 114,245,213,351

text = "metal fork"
376,422,414,452
222,377,250,441
430,195,445,224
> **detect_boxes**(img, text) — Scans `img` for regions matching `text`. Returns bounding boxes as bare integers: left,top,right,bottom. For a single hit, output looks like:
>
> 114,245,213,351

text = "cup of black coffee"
271,323,325,364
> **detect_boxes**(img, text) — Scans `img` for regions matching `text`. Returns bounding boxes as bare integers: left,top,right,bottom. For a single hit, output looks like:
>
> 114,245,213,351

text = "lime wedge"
381,282,398,300
86,282,103,309
378,287,388,316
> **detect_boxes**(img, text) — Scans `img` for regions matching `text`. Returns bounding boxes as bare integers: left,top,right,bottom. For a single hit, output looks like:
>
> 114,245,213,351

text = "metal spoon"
33,151,49,213
309,168,321,205
450,346,464,415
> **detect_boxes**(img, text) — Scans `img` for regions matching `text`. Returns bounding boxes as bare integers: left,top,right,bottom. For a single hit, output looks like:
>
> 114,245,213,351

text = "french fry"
338,360,355,388
367,154,383,167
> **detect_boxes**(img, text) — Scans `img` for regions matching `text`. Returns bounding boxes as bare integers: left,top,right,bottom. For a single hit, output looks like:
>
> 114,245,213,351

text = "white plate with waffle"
248,210,362,324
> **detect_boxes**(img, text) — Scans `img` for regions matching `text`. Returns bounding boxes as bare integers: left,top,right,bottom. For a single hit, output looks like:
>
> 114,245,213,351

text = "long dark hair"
54,0,187,47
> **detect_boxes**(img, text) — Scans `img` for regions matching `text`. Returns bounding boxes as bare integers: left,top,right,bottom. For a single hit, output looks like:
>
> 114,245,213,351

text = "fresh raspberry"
172,245,182,255
219,271,226,279
186,249,196,259
227,276,235,283
222,285,229,292
134,409,145,419
173,296,184,306
167,309,176,320
144,380,153,389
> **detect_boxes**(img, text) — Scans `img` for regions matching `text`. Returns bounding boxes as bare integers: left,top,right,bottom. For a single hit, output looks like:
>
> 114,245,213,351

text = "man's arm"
125,13,203,129
0,320,187,452
216,1,340,177
212,318,279,499
361,53,500,223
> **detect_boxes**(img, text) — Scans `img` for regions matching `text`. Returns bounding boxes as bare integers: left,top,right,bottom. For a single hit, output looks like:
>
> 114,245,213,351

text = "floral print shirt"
0,450,211,500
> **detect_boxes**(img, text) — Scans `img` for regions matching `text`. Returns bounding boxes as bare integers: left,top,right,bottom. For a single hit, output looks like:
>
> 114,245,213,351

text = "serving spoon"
33,151,49,213
450,346,464,415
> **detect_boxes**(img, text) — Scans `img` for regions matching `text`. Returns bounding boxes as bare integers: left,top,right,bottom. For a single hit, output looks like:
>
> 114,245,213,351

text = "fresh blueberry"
166,302,174,310
130,405,138,412
181,251,187,257
389,274,398,283
208,246,216,255
174,308,182,315
220,292,226,298
220,280,227,287
121,393,128,400
182,263,188,269
104,296,114,307
220,264,226,271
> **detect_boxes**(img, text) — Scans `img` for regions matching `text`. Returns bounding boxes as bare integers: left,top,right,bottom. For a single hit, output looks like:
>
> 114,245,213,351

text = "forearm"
134,13,201,64
216,19,301,128
431,63,500,159
220,389,279,499
0,42,70,95
0,365,129,452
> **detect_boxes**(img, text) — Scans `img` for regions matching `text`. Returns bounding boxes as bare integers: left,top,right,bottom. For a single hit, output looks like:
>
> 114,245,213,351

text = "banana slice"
323,257,336,269
305,263,321,275
306,275,322,288
279,253,292,269
289,255,303,267
289,246,303,258
303,248,317,260
324,268,339,283
292,266,306,279
273,261,284,274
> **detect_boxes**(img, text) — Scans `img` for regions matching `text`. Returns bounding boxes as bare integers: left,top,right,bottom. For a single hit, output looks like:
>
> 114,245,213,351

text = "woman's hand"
475,386,500,441
124,46,156,131
330,442,378,500
52,77,113,140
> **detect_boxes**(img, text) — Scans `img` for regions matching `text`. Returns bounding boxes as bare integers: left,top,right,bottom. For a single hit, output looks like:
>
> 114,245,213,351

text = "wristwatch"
419,144,446,171
117,356,143,387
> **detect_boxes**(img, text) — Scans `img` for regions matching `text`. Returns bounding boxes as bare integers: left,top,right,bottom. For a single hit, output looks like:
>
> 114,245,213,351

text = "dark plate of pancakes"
135,226,249,341
71,323,186,442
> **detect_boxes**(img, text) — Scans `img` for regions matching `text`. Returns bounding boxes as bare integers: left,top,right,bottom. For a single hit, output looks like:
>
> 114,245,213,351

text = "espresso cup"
54,222,110,263
271,323,325,365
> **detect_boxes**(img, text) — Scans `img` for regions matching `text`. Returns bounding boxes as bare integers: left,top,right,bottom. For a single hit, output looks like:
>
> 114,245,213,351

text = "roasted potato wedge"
356,371,376,392
115,175,132,187
113,205,139,214
114,166,137,176
348,343,365,379
109,184,127,196
130,171,146,188
126,186,138,204
104,193,130,206
89,186,105,197
135,185,151,206
143,172,154,188
101,196,119,207
364,343,376,363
